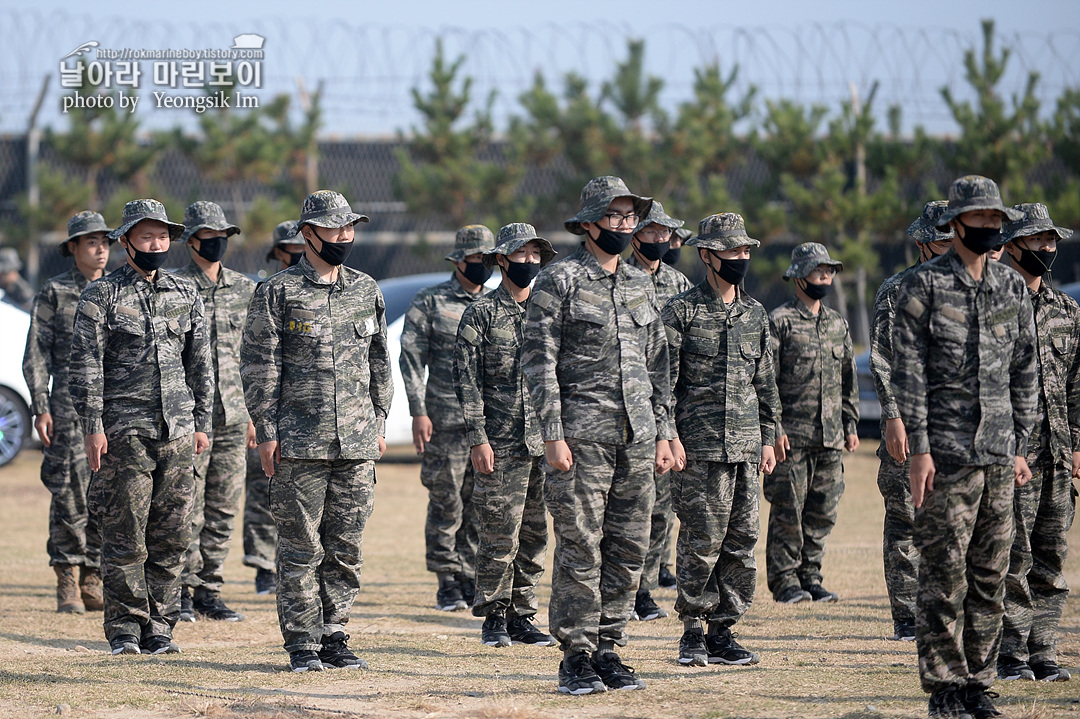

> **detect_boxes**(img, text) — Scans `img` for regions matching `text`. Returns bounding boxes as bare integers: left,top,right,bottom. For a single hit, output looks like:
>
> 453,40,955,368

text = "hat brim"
180,222,242,243
1004,223,1074,244
565,194,653,235
783,258,844,280
907,217,954,243
298,212,369,230
483,237,556,268
108,216,186,242
686,235,761,251
61,230,116,257
936,202,1024,230
266,241,305,262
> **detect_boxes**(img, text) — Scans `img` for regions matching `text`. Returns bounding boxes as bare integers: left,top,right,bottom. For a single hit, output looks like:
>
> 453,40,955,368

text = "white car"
379,272,501,447
0,294,34,467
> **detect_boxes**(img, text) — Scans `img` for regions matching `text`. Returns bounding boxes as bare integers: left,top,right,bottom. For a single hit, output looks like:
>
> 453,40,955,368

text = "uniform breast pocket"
485,329,520,385
353,314,378,353
682,332,719,385
568,297,612,357
741,341,763,378
1052,332,1072,361
929,310,968,376
165,314,191,339
283,310,321,366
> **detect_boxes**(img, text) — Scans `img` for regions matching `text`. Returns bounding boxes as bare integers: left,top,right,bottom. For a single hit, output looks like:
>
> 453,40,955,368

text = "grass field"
0,444,1077,718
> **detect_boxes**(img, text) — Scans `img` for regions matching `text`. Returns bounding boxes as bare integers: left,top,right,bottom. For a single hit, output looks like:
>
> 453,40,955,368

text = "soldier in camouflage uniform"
522,176,676,694
627,201,692,619
241,220,303,597
241,190,392,673
174,202,256,623
400,225,495,611
766,243,858,604
997,203,1079,683
23,211,113,614
892,176,1036,719
453,223,557,648
661,213,780,668
0,247,34,310
69,199,214,656
869,201,954,641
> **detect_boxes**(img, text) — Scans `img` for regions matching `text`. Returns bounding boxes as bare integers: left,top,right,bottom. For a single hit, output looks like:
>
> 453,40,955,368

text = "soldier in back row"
892,175,1036,719
626,202,692,620
998,202,1079,683
400,225,495,611
69,199,215,656
869,200,954,641
175,201,256,624
766,243,858,605
662,212,779,668
454,223,557,649
23,211,113,614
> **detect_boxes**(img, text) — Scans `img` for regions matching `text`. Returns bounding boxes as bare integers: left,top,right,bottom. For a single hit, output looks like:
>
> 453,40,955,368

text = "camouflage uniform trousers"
183,422,247,593
41,411,100,569
545,438,654,653
915,463,1014,693
1001,458,1077,664
764,446,844,596
877,452,919,626
640,468,673,591
92,434,194,642
672,459,759,625
270,457,375,652
420,427,477,578
242,447,276,571
471,455,548,619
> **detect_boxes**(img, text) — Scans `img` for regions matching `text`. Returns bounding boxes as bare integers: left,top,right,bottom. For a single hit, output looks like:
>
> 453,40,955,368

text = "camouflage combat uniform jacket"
870,266,917,457
241,256,392,461
400,275,482,431
24,268,93,419
69,264,214,439
522,245,674,444
173,263,255,428
453,283,542,458
892,249,1038,466
770,298,858,449
1026,282,1080,465
627,253,692,303
661,281,780,461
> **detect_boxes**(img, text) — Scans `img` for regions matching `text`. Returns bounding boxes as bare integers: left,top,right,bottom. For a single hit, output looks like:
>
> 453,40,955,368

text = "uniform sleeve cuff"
467,427,489,448
908,431,930,455
1015,435,1029,457
762,426,776,448
195,415,213,434
844,420,858,438
256,422,277,444
542,422,564,442
82,416,104,435
375,416,386,437
408,401,427,418
32,393,50,416
880,401,900,420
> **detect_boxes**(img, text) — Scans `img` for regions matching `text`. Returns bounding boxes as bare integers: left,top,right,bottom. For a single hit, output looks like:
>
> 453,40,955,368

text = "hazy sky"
3,0,1078,136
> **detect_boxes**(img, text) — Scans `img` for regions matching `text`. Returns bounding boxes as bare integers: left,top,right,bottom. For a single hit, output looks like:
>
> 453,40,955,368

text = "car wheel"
0,386,30,467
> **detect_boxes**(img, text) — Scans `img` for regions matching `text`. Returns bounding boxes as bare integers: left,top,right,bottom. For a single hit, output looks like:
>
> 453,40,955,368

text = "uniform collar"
448,272,483,299
492,282,524,314
792,296,821,319
297,254,344,288
185,260,233,289
943,247,1001,292
697,279,745,315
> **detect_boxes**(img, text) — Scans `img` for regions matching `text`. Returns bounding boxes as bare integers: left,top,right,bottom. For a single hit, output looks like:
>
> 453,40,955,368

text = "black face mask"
958,221,1002,256
461,260,493,286
504,259,541,289
195,235,228,263
661,246,681,266
1014,247,1056,277
634,238,670,263
285,250,304,267
707,253,750,286
308,228,353,266
591,227,633,256
125,243,168,273
801,280,832,300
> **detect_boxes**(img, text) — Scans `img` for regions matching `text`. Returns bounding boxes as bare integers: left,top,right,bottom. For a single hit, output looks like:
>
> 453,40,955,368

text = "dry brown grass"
0,445,1077,718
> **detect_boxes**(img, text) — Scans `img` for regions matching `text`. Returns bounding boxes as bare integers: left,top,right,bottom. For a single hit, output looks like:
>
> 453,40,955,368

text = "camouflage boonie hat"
686,213,760,252
483,223,557,268
0,247,22,273
635,201,685,232
906,200,954,243
296,190,369,230
62,210,114,257
936,175,1024,229
564,176,653,235
179,201,241,242
107,199,185,241
266,220,304,261
446,224,496,262
783,242,844,281
673,226,692,242
1003,202,1074,244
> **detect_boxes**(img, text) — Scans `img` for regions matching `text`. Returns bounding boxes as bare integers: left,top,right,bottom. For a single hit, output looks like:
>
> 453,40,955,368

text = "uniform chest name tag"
288,319,315,333
116,305,140,317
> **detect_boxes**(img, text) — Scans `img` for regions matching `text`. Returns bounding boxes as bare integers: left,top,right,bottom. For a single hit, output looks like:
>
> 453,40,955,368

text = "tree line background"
2,19,1079,346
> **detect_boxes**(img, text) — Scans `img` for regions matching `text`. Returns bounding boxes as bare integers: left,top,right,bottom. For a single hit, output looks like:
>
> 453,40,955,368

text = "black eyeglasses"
603,212,639,228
